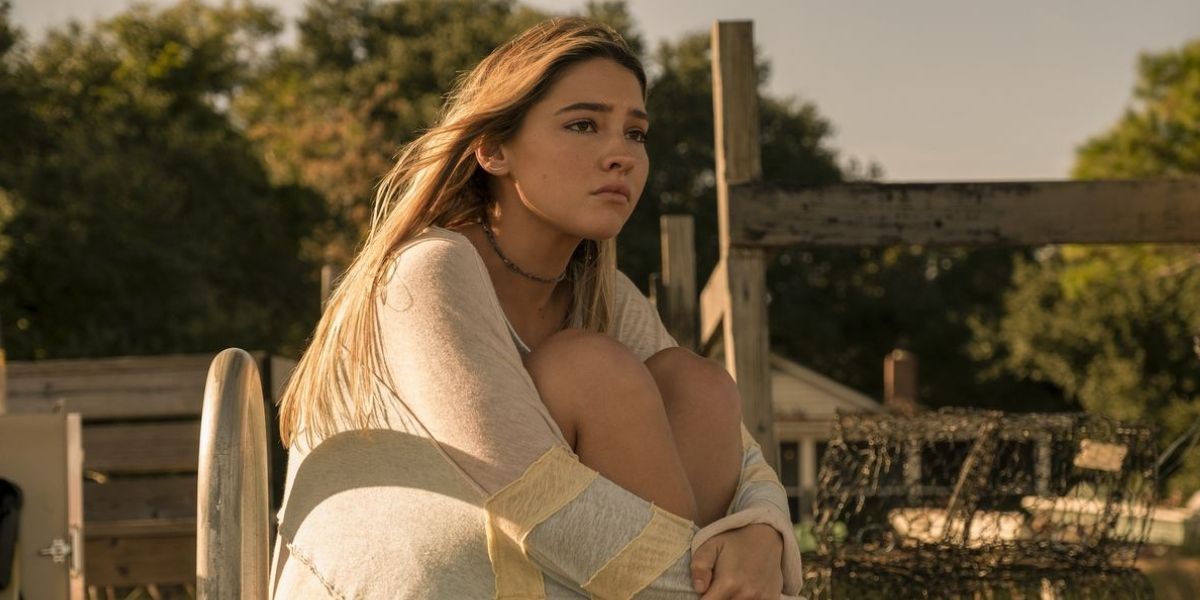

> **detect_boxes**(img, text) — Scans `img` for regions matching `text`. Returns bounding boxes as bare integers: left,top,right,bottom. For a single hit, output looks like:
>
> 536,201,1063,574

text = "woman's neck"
454,206,579,340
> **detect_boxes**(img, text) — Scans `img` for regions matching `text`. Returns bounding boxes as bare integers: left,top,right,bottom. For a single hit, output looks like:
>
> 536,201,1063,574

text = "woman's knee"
645,347,742,423
525,329,645,382
524,329,661,417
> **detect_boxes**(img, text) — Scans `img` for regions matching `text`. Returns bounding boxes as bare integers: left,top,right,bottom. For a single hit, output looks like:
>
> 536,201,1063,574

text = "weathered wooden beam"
729,179,1200,247
85,529,195,586
723,249,774,464
712,20,777,470
698,260,726,354
660,215,697,351
197,348,269,600
0,315,7,415
86,476,196,523
713,22,763,251
8,354,214,419
84,422,201,474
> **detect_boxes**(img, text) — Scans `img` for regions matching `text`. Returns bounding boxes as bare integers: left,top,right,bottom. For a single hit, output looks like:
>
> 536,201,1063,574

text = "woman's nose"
602,145,636,172
604,154,632,171
599,129,638,172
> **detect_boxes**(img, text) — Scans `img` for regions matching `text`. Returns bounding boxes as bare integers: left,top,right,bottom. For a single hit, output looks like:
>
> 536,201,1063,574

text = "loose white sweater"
269,226,803,599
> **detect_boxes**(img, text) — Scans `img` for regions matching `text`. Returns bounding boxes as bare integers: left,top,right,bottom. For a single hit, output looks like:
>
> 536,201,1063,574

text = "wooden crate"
7,353,294,588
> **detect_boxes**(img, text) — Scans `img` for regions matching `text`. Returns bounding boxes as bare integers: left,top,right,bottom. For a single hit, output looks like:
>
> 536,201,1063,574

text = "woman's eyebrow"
554,102,649,122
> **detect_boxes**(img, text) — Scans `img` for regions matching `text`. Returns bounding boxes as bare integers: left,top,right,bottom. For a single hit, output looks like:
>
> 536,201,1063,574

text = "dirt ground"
1136,555,1200,600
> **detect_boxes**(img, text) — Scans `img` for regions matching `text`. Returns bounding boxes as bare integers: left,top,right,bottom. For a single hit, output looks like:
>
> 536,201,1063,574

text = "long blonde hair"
278,18,648,447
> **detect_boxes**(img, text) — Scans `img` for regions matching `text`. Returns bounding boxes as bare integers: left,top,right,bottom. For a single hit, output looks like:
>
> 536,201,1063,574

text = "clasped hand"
690,523,784,599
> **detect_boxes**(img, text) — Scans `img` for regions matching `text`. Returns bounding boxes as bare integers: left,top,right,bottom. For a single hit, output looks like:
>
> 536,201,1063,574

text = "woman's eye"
566,121,647,143
567,120,597,133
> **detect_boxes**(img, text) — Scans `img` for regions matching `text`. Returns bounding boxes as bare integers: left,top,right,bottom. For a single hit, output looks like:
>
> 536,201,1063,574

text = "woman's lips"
591,183,631,203
592,191,630,203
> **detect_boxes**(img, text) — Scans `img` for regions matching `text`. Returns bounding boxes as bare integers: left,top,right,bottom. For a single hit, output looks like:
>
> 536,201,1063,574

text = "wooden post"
884,349,920,416
800,438,817,522
197,349,269,599
320,263,343,309
660,215,697,351
0,313,6,415
647,272,662,312
712,20,777,469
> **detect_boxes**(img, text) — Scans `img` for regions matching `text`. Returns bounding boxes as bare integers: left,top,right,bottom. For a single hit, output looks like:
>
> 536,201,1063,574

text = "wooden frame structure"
196,348,270,599
5,352,291,595
695,21,1200,471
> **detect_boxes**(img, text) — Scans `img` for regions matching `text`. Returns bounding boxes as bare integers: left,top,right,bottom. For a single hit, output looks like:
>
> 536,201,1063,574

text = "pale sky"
12,0,1200,182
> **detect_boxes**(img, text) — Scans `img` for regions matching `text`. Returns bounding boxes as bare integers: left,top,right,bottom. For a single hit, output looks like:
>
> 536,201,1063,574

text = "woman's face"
485,57,649,241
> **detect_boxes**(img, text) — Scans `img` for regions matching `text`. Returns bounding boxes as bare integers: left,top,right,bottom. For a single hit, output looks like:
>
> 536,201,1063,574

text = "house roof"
769,353,883,420
706,339,883,421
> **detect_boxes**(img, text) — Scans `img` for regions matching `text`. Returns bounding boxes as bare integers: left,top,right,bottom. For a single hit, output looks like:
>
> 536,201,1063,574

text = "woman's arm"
694,425,804,594
375,233,701,598
608,271,804,596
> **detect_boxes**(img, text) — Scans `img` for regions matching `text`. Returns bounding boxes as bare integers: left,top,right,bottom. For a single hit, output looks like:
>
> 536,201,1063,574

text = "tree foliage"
979,40,1200,496
1074,40,1200,179
236,0,548,263
0,0,324,359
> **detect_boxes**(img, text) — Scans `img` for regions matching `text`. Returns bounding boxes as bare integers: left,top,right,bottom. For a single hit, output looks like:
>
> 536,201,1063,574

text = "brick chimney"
884,349,919,416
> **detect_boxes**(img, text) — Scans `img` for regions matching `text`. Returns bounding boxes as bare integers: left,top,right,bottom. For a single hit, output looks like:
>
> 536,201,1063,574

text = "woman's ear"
474,142,510,176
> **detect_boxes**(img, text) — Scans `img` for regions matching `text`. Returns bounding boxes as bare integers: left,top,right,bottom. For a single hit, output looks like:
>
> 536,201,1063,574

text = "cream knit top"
269,226,803,599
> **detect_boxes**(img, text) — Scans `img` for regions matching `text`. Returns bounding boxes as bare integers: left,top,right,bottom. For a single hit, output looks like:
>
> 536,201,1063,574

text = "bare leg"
645,347,744,527
524,329,700,522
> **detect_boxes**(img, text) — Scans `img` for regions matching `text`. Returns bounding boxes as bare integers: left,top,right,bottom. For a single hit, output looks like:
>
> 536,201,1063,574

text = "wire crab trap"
802,409,1158,599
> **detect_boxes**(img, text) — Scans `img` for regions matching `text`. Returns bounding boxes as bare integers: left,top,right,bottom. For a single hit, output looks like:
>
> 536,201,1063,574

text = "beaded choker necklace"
479,218,568,284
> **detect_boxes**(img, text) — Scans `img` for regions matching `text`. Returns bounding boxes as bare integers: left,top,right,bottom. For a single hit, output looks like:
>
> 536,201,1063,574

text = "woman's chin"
579,222,626,241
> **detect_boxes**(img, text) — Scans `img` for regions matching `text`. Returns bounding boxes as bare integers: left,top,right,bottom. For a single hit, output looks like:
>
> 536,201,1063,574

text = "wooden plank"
1,338,8,414
711,21,763,211
660,215,698,351
9,365,210,395
8,388,205,420
265,355,297,520
84,530,195,586
712,20,777,470
8,354,214,419
10,352,282,421
67,413,86,598
9,354,215,381
699,261,726,353
0,412,85,598
729,179,1200,247
267,356,297,405
84,422,201,473
85,476,196,523
9,373,208,398
86,518,195,538
197,348,270,599
724,249,776,468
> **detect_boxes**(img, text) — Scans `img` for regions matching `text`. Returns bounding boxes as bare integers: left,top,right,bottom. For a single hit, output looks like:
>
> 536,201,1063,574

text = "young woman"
271,17,803,599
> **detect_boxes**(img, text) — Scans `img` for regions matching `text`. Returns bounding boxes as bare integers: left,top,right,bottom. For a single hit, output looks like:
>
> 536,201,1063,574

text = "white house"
708,341,884,522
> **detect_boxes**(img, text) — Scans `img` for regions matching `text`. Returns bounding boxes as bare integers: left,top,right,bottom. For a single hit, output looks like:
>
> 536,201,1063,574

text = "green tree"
979,39,1200,496
0,0,36,276
629,27,1050,413
236,0,547,264
0,0,325,359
